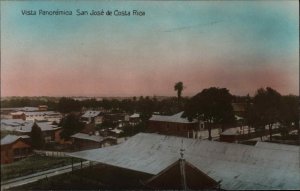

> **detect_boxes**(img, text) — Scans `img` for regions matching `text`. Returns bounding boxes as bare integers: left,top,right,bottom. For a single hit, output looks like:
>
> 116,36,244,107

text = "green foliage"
247,88,299,140
252,87,282,126
136,96,155,121
1,155,81,181
280,95,299,128
58,97,82,113
174,81,185,110
251,87,282,141
97,120,115,129
1,98,58,110
60,114,84,139
120,122,147,137
184,87,235,140
2,96,188,117
184,87,235,124
30,123,45,149
174,81,184,98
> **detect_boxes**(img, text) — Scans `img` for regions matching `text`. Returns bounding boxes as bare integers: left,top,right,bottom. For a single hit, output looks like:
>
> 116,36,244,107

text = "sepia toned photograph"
1,0,299,190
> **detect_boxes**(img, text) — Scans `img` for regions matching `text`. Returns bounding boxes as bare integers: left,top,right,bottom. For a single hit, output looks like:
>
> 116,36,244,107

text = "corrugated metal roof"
149,111,197,124
71,133,105,143
1,134,30,145
82,110,101,118
68,133,300,190
255,141,299,152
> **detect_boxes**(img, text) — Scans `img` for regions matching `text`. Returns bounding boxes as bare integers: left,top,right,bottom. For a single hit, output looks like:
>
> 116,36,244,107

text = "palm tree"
174,82,184,105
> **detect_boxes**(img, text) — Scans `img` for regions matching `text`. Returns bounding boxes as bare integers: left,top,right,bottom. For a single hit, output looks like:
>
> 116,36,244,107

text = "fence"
34,150,68,157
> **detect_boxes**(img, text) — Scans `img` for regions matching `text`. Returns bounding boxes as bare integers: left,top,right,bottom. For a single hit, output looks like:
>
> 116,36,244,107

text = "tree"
137,96,155,121
60,113,84,139
174,82,184,106
58,97,82,113
280,95,299,135
30,123,45,149
252,87,282,141
184,87,235,140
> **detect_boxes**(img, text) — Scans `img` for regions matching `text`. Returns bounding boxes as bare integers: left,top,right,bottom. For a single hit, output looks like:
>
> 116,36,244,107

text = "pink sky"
1,1,299,97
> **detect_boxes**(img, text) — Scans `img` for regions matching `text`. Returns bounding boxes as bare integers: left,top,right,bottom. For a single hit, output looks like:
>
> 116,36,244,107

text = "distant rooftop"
82,110,101,118
149,111,197,124
220,128,240,136
71,133,105,143
1,119,60,133
109,128,123,134
18,107,39,112
1,135,30,145
130,113,140,118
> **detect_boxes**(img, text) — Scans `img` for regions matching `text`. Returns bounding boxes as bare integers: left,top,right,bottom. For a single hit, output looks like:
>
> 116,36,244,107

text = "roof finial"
180,139,187,190
180,139,185,159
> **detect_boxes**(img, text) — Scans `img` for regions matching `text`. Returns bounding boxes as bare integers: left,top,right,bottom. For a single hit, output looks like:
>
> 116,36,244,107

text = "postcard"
1,1,299,190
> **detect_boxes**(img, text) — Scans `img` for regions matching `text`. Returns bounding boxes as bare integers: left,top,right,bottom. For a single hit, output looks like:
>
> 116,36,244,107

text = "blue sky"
1,1,299,97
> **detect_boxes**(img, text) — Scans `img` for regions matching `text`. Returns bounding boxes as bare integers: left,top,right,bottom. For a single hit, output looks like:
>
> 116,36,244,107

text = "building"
68,133,300,190
23,111,62,123
38,105,48,111
148,112,199,137
71,132,117,150
144,158,218,190
81,110,102,124
3,107,60,121
107,128,123,137
219,124,284,143
9,110,62,123
1,135,32,164
32,122,62,143
103,113,127,124
219,128,241,143
232,103,247,117
1,119,34,132
129,113,141,126
11,111,26,120
1,119,62,143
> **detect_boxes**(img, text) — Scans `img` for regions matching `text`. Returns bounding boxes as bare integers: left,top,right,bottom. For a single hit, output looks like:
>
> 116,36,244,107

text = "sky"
1,1,299,97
